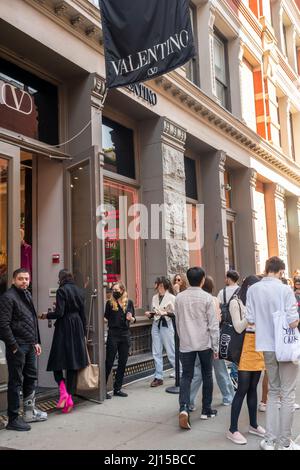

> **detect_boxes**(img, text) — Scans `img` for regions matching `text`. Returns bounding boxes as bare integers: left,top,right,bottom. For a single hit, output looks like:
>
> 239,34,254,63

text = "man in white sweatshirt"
246,256,299,450
175,267,219,430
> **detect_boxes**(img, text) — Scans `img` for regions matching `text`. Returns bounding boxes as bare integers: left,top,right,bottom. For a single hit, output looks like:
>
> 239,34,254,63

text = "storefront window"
104,180,141,307
227,220,236,270
254,182,269,275
102,117,135,179
71,163,92,293
0,158,8,370
20,152,33,282
0,158,8,296
0,57,58,144
184,157,198,200
187,203,202,267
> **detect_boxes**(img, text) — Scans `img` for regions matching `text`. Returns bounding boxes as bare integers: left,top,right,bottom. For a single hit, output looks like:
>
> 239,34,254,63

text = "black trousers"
105,331,130,392
53,370,77,395
229,370,261,433
5,344,37,421
179,348,214,412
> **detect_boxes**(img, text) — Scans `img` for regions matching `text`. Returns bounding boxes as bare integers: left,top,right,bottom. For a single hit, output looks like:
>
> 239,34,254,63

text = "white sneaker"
294,403,300,410
258,402,266,412
278,440,300,450
260,439,275,450
189,404,196,412
169,371,175,378
249,425,266,437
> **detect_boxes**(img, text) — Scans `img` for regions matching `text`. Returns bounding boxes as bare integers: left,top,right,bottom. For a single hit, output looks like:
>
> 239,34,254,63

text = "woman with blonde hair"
172,273,188,295
105,281,136,397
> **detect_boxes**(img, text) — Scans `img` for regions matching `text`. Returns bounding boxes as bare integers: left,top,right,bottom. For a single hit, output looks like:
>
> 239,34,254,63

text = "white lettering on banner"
0,80,33,115
110,29,190,77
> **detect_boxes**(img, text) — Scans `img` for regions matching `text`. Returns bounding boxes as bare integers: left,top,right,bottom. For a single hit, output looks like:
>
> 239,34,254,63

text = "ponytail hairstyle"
110,281,128,312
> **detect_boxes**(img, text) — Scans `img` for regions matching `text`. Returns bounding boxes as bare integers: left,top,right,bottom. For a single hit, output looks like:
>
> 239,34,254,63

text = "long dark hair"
156,276,174,295
238,275,261,306
202,275,215,295
59,269,74,286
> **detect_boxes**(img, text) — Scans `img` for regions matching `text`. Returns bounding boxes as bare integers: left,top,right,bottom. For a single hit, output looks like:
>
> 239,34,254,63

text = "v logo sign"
1,82,33,115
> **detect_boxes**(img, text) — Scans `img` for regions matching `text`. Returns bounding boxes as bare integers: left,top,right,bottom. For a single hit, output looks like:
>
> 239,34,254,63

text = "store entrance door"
66,148,106,402
0,141,20,411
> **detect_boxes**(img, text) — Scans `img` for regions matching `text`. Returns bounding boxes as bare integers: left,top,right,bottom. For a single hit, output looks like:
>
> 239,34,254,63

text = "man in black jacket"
0,268,47,431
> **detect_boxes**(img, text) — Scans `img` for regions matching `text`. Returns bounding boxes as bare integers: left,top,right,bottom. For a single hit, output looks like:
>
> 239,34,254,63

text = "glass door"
66,149,106,402
0,142,21,408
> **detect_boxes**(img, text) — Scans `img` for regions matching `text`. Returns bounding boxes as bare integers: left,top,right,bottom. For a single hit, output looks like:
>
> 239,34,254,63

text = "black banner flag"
99,0,195,89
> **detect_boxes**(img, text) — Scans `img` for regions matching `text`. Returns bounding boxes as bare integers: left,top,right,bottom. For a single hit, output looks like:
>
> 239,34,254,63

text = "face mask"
113,291,122,300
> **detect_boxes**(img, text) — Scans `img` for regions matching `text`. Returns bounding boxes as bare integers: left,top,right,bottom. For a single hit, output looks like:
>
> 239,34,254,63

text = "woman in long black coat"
41,269,88,413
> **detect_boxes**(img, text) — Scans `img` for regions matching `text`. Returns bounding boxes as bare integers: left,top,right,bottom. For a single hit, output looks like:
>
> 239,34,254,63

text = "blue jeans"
5,344,37,420
179,349,213,412
151,321,175,380
230,362,238,381
190,356,234,406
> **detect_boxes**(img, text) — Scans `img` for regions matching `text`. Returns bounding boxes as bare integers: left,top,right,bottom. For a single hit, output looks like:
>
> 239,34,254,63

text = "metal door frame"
65,147,106,402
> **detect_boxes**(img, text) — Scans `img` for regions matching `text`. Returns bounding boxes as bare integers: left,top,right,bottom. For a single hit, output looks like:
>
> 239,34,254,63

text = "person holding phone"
40,269,88,414
105,281,136,398
145,276,176,387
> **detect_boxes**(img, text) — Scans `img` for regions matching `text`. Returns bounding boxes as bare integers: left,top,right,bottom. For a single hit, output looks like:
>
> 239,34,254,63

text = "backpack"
219,295,245,364
220,287,240,325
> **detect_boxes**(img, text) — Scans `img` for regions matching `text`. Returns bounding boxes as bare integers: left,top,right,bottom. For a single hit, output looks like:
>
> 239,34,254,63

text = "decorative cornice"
25,0,103,50
151,71,300,185
91,74,107,108
218,151,226,172
249,169,257,188
162,118,187,149
274,184,285,201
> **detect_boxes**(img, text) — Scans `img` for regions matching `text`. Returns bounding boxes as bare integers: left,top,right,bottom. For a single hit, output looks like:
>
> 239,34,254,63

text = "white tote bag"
272,293,300,362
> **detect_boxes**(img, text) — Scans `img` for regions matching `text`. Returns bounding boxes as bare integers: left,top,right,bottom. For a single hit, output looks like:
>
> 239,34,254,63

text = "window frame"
213,28,231,111
184,2,200,86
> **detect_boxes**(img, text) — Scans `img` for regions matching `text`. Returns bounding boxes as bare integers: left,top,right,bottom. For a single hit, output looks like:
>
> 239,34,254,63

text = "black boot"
113,389,128,397
6,416,31,432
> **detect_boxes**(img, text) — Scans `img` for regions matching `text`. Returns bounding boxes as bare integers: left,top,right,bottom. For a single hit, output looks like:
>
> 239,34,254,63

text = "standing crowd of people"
1,257,300,451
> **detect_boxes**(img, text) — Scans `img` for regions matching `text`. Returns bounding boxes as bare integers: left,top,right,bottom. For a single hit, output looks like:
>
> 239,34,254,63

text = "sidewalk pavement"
1,373,300,450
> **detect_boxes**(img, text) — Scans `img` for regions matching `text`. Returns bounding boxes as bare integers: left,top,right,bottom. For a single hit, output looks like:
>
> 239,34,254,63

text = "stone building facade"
0,0,300,405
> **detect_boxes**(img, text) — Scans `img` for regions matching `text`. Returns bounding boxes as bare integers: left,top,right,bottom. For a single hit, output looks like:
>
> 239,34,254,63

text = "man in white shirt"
246,256,299,451
217,270,240,305
175,267,219,430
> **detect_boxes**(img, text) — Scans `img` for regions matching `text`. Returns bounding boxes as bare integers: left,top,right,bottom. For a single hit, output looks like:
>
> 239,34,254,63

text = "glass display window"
104,179,141,307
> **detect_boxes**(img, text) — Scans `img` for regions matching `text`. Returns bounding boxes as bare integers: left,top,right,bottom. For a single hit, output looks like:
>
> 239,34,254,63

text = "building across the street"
0,0,300,407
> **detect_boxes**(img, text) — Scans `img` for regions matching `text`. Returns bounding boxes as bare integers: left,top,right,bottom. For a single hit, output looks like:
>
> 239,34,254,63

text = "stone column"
231,169,260,277
278,96,292,159
197,1,216,99
201,150,229,291
286,196,300,274
139,117,189,307
265,183,289,272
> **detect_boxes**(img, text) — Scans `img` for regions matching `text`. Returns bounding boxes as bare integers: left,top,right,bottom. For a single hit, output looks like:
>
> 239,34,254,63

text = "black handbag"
219,296,245,364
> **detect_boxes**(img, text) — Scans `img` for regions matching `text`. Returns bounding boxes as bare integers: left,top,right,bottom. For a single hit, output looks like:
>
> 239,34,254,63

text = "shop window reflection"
0,158,8,370
102,117,135,179
104,180,141,307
